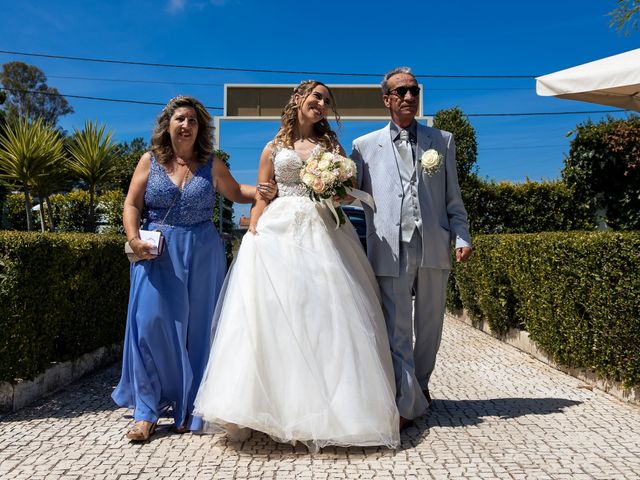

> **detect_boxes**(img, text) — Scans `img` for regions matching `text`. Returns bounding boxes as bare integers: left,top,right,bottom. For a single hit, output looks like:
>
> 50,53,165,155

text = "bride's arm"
249,145,275,234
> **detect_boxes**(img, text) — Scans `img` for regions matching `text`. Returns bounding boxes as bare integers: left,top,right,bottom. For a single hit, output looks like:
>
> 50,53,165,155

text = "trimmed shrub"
433,106,478,185
562,115,640,230
462,176,594,235
0,231,129,382
49,190,94,232
2,193,33,231
2,190,125,234
451,232,640,387
98,190,125,235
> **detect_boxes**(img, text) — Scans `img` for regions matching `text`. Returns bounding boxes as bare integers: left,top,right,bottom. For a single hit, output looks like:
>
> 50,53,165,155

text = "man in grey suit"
351,67,472,428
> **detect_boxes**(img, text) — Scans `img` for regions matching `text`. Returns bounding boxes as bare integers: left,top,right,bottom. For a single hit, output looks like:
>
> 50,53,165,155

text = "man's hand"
332,193,356,204
455,247,472,263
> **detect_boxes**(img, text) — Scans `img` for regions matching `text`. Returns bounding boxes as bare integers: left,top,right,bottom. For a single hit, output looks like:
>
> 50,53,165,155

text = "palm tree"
66,121,119,230
0,117,66,231
31,153,69,232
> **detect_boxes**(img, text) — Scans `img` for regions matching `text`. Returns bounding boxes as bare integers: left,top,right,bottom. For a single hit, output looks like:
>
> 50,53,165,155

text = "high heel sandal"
126,420,157,441
173,415,190,434
173,423,188,434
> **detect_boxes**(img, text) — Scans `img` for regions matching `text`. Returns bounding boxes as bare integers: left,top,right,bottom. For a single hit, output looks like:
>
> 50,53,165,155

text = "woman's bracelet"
128,234,140,243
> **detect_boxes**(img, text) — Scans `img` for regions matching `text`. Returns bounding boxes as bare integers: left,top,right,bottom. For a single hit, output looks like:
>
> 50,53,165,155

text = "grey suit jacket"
351,122,471,276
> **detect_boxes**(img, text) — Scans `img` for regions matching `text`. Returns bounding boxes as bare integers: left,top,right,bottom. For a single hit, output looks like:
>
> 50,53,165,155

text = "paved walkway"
1,316,639,480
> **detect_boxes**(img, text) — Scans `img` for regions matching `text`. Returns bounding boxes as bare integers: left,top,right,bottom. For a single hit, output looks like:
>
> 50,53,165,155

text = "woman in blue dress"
112,96,275,441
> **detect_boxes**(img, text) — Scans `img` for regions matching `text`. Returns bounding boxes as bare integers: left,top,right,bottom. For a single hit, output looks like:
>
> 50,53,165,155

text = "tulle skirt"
193,197,399,451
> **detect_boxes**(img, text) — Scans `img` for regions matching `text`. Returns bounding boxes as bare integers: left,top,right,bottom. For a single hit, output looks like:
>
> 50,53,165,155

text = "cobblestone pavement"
1,316,639,480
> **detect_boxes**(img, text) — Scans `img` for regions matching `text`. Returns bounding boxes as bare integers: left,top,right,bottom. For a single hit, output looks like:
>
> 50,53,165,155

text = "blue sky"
1,0,637,221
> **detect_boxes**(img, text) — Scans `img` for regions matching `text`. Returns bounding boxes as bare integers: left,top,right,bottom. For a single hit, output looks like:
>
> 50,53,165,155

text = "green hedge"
1,192,35,231
562,115,640,230
49,190,94,232
0,231,130,382
1,190,125,234
99,190,125,235
449,231,640,387
462,177,594,234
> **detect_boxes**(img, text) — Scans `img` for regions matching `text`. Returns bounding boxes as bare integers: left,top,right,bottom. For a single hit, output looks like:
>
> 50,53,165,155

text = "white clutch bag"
124,230,165,263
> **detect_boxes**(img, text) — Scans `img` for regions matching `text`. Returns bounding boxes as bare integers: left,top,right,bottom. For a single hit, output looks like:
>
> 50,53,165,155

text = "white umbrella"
536,49,640,112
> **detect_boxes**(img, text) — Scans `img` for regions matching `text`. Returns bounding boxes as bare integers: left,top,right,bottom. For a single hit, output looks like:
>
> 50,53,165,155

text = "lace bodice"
270,143,316,198
144,155,216,226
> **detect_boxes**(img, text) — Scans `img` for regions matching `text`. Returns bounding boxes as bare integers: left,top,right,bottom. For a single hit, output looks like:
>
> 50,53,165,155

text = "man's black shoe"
423,388,433,407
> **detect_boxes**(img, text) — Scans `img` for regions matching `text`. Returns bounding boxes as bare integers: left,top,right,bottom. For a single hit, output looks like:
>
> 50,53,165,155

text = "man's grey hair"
381,66,416,94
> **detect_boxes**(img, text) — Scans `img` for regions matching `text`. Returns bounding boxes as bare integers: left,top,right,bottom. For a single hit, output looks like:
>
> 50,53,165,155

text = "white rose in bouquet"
321,170,336,184
301,173,316,188
318,152,333,171
299,148,358,225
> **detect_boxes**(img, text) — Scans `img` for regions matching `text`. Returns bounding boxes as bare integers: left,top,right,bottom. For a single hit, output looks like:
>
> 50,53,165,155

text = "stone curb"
0,343,122,413
447,310,640,406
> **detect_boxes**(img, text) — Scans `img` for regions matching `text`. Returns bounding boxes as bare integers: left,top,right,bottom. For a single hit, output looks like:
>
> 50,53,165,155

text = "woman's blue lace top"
144,155,215,226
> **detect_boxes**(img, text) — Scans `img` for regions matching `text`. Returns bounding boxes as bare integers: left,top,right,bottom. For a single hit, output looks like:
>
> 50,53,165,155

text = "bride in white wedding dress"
193,81,400,451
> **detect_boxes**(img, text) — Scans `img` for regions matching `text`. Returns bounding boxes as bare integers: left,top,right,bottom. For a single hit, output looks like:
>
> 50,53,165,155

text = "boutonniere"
421,149,444,176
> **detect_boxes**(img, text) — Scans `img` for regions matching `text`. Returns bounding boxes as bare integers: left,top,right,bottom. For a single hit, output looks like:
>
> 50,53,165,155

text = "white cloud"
167,0,186,14
167,0,228,13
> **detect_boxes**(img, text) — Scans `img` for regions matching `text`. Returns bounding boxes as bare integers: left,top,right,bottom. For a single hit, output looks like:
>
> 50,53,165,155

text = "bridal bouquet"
300,149,357,225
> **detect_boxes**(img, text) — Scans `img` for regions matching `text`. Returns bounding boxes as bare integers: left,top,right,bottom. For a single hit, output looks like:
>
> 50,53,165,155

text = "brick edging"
446,310,640,406
0,343,122,413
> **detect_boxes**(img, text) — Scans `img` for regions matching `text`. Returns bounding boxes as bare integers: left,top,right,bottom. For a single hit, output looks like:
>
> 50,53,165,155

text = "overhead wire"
1,87,625,116
0,87,223,110
0,50,630,117
0,49,538,78
48,74,226,87
45,74,531,91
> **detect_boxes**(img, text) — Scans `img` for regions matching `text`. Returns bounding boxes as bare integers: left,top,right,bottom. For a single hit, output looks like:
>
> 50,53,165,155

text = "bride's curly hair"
273,81,341,151
151,95,213,165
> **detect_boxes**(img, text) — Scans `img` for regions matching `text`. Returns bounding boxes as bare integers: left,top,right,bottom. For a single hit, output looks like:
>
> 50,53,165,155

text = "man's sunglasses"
388,86,421,98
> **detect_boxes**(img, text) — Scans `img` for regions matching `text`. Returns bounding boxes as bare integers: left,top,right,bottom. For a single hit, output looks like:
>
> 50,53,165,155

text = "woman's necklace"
294,136,319,156
295,134,318,144
179,168,191,190
169,158,193,190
